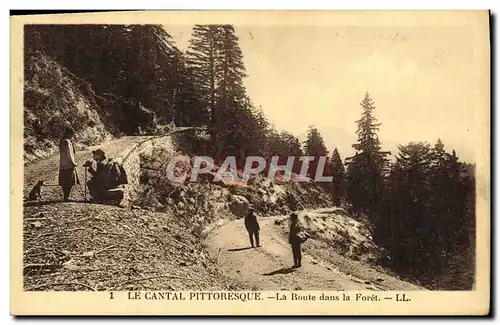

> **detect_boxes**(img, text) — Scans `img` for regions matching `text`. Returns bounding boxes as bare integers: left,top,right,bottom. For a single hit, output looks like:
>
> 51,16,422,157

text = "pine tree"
346,92,390,217
388,142,434,277
304,126,329,180
186,25,220,141
328,147,346,206
215,26,249,159
266,129,303,174
173,56,209,127
384,140,476,289
186,25,251,160
25,24,191,135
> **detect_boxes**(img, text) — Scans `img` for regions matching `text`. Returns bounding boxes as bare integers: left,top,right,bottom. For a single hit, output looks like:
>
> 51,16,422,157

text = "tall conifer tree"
329,147,346,206
304,126,329,180
346,92,390,217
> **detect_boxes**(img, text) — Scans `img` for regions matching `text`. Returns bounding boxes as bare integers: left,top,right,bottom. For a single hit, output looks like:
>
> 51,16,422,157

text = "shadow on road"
228,247,253,252
263,267,297,276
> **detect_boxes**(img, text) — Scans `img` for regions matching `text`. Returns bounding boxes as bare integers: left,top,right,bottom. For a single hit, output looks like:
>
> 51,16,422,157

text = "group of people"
244,208,307,268
58,126,126,203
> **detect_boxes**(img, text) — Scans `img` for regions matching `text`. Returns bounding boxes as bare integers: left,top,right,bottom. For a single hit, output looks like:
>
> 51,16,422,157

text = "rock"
31,221,42,228
228,195,250,217
82,250,95,258
63,259,82,271
247,177,258,185
204,172,216,183
32,212,45,218
376,278,384,282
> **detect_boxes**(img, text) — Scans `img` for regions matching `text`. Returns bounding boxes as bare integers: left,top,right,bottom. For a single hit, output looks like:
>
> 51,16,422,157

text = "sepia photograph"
10,10,490,315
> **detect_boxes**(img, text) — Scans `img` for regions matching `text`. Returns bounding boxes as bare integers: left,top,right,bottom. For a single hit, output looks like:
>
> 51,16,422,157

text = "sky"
164,18,488,163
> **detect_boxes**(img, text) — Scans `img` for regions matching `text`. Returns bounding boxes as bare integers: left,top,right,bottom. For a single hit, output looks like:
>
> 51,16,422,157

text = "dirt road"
205,217,376,291
206,215,425,291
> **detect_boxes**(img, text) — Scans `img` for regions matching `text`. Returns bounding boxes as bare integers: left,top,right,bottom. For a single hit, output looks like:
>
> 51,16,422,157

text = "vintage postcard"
10,10,490,315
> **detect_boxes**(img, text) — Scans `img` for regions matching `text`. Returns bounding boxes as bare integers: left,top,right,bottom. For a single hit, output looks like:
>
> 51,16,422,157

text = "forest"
24,24,476,290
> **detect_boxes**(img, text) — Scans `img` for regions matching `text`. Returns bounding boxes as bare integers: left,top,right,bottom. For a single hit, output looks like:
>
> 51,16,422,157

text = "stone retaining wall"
113,135,175,207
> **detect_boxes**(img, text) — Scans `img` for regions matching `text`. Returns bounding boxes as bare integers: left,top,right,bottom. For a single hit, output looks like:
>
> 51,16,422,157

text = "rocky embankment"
24,51,113,163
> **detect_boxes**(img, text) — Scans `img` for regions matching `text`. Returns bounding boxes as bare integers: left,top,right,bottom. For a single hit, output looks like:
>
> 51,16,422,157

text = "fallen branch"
25,249,63,258
23,263,63,274
34,227,85,240
24,263,63,270
145,234,168,250
171,237,191,250
140,166,160,171
26,282,96,291
24,217,50,221
23,244,45,255
64,216,99,224
216,248,222,263
112,274,200,290
95,244,118,255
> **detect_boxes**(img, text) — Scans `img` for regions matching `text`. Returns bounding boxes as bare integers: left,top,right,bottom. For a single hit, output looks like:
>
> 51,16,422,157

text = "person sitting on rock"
84,149,128,204
83,149,109,202
244,206,260,248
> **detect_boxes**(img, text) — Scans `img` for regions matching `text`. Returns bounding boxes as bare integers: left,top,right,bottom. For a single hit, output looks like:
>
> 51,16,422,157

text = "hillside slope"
24,51,113,163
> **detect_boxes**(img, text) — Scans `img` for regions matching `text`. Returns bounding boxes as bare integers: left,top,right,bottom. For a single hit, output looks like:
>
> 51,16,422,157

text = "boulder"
228,195,250,217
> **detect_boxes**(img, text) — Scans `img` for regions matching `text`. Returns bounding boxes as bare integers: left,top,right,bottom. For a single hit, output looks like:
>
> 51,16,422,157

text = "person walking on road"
289,211,304,268
58,126,79,201
244,206,260,248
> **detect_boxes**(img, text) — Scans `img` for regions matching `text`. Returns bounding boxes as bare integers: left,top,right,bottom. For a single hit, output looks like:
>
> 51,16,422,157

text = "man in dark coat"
244,207,260,248
84,149,109,201
289,211,303,268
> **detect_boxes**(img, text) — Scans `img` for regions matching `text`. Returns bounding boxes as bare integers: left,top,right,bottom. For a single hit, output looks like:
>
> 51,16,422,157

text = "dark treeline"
25,25,475,289
343,92,476,290
24,24,306,167
25,24,197,135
